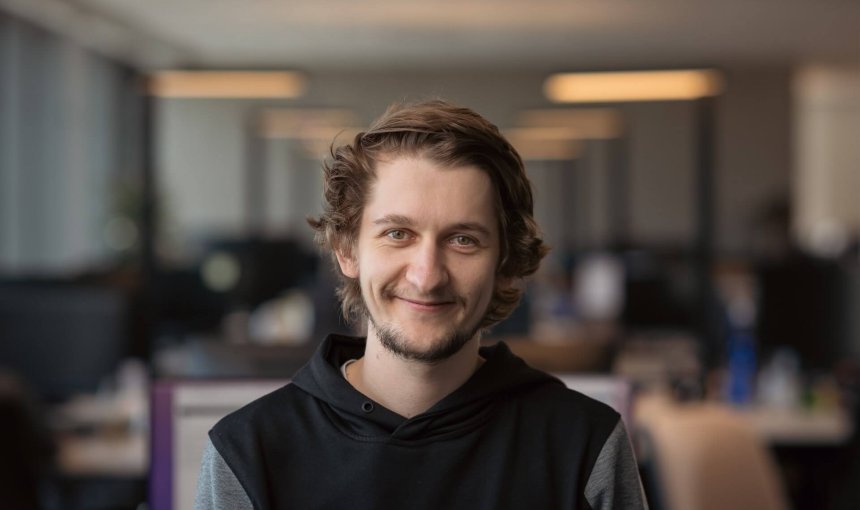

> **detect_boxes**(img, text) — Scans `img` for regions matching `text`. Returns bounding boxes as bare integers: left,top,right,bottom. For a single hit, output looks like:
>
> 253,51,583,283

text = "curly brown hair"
307,99,549,329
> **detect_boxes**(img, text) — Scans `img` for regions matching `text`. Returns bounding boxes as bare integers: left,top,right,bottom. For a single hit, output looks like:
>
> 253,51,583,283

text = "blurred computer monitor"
0,282,128,402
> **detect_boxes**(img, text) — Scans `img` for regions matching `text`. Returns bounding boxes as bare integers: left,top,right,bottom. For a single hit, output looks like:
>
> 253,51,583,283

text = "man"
195,100,647,509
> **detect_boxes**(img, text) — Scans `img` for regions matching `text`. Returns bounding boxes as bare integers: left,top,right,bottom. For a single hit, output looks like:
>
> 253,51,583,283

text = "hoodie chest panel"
260,399,586,509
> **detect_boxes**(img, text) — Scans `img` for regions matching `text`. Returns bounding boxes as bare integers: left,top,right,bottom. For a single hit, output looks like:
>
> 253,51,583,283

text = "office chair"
637,397,789,510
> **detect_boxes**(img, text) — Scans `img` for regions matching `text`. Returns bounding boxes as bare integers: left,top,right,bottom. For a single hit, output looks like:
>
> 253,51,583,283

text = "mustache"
381,285,463,305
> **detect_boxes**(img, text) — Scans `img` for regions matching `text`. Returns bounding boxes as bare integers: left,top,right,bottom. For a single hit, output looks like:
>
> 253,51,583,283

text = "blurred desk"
740,407,856,510
51,389,149,478
739,407,853,446
57,431,147,478
498,339,612,373
54,432,148,510
50,391,149,510
635,393,854,454
489,322,618,373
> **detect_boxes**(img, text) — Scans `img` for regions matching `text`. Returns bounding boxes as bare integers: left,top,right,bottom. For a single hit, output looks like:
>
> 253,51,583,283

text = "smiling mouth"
396,297,457,311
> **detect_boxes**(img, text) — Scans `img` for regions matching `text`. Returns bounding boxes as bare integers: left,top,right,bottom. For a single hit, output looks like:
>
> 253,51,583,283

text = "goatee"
372,319,481,364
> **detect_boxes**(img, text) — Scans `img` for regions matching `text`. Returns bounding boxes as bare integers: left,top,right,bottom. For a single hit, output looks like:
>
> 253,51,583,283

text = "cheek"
459,263,497,300
359,255,399,289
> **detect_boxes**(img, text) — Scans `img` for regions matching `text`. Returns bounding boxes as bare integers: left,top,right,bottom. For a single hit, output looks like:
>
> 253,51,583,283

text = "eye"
385,229,408,241
451,235,477,247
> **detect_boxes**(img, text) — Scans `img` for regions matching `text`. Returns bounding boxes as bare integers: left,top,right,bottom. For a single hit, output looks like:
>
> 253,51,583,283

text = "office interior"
0,1,858,509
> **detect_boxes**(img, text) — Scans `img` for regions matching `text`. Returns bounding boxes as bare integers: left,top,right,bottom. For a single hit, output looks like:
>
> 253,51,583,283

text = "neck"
347,324,484,419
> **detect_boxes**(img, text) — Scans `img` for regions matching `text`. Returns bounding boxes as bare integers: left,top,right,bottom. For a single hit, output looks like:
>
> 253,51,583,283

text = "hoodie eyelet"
361,401,374,413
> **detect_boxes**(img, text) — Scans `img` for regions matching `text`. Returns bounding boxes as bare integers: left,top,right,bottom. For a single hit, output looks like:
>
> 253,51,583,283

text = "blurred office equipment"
154,237,320,340
200,237,317,309
620,249,696,331
750,198,859,372
613,333,702,398
0,282,130,402
757,252,853,371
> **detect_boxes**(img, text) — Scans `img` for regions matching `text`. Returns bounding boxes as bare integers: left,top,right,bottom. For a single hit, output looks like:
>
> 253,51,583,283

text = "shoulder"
483,342,621,436
507,380,624,474
210,381,305,438
195,438,254,510
208,381,317,464
585,420,649,509
502,380,637,504
518,380,621,433
206,382,310,510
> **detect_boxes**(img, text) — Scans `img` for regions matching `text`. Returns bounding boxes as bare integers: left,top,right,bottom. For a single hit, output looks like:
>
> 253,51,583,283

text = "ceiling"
3,0,859,70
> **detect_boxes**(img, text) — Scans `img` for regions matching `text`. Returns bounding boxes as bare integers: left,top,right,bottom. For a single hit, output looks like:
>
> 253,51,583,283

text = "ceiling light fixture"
148,71,307,99
544,69,723,103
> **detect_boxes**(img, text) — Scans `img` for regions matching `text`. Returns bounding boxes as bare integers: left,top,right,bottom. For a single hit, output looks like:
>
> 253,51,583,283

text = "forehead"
363,156,498,228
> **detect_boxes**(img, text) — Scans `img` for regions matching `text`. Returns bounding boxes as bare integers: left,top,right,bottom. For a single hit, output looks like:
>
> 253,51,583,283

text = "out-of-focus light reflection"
201,252,241,292
806,220,850,257
148,71,307,99
517,108,625,139
503,129,583,160
544,69,724,103
256,108,363,157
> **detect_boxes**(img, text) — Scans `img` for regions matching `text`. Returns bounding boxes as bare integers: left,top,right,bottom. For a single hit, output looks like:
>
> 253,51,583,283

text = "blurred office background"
0,1,858,509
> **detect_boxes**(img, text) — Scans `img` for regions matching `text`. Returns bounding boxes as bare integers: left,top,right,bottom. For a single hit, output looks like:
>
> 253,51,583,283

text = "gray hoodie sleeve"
584,420,649,510
194,438,254,510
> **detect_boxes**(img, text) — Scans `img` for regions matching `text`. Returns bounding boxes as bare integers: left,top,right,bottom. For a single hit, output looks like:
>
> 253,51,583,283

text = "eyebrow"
372,215,492,237
372,214,414,227
449,222,493,237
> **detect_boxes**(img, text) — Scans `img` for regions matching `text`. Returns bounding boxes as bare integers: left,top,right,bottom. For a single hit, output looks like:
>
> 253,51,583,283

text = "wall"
717,67,794,256
794,64,860,255
0,13,141,275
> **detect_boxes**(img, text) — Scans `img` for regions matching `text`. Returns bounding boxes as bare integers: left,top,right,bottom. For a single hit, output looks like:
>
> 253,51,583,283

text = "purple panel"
149,381,174,510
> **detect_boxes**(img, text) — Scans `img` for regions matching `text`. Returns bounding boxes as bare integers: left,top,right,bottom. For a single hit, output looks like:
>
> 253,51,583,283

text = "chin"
374,321,478,364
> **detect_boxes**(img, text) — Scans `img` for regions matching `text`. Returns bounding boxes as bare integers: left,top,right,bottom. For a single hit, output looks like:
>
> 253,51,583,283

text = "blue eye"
386,230,407,240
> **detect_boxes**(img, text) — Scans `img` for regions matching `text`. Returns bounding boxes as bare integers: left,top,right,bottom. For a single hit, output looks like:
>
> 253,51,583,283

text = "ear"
335,248,359,279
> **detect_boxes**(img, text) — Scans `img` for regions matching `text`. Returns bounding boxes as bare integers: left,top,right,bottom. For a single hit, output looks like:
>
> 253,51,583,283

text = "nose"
405,240,449,294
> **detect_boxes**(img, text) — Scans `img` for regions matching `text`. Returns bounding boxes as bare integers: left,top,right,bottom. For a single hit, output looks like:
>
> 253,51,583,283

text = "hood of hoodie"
290,334,562,444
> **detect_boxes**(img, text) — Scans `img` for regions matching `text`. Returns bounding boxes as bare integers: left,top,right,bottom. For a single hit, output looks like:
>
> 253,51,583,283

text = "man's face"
336,156,501,363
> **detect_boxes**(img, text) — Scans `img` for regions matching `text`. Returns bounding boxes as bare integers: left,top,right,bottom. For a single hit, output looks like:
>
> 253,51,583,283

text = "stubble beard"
372,319,481,364
368,287,486,364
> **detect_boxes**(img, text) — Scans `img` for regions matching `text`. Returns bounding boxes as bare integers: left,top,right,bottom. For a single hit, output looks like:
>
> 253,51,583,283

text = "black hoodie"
205,334,641,509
